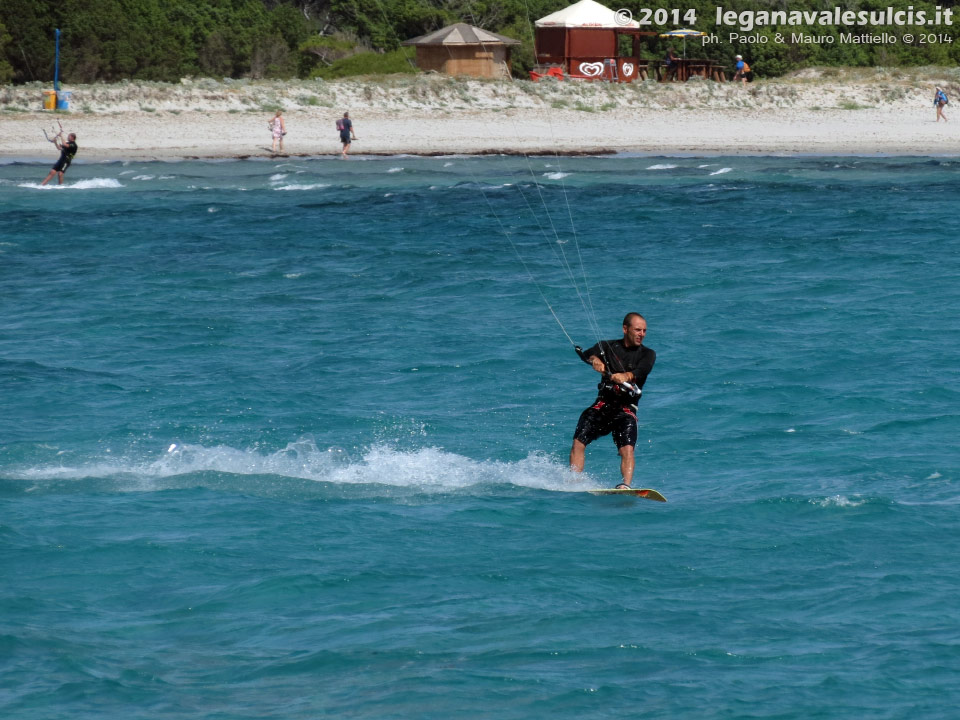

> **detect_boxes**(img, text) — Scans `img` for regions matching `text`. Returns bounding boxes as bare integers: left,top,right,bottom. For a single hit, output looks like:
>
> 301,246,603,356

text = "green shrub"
310,47,416,80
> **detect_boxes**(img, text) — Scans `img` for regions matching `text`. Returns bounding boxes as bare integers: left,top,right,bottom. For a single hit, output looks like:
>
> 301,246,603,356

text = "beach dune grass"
1,66,957,116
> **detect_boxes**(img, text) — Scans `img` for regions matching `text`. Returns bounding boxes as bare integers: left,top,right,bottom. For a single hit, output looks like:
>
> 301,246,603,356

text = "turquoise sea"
2,154,959,718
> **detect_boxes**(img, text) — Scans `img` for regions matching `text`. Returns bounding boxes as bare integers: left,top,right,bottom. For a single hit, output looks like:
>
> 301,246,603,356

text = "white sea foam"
647,164,678,170
73,178,125,189
19,178,124,190
814,495,867,508
269,173,288,182
543,171,570,180
709,168,733,176
274,183,330,191
11,441,594,494
132,175,155,181
387,167,404,173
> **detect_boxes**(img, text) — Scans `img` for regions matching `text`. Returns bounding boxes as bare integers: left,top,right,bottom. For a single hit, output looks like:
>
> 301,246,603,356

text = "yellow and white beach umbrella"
658,28,706,58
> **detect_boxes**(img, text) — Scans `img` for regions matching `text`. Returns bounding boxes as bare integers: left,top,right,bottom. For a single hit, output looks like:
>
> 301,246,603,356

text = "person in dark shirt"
570,312,656,488
664,47,680,81
41,132,78,186
338,112,357,158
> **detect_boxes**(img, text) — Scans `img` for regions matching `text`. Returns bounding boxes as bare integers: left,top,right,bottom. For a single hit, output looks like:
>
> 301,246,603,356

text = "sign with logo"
578,61,604,78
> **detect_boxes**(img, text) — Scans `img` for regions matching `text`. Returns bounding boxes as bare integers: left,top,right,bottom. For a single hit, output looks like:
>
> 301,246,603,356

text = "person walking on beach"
269,110,286,153
732,55,750,84
337,112,357,158
41,131,78,186
934,87,949,122
664,47,679,82
569,313,655,489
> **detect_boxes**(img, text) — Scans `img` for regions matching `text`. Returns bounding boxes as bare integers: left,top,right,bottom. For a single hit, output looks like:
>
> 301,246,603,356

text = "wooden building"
402,23,520,79
535,0,655,82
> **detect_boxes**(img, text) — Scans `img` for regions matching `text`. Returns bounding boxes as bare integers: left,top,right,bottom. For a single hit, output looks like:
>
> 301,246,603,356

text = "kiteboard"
588,487,667,502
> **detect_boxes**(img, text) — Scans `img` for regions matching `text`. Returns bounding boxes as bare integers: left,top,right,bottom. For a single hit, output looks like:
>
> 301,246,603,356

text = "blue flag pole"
54,28,61,92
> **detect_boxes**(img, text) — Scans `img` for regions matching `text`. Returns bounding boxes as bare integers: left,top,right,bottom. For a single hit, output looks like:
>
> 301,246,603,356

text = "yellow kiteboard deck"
587,488,667,502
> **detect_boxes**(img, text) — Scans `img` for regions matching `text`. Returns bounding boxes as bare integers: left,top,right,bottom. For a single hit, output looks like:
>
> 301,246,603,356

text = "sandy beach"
1,68,958,160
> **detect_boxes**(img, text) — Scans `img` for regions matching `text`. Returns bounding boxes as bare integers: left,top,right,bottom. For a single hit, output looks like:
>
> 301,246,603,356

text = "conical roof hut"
402,23,520,79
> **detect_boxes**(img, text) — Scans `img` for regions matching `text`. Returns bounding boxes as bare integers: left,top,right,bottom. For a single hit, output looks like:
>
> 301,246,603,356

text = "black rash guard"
580,338,656,403
52,141,78,172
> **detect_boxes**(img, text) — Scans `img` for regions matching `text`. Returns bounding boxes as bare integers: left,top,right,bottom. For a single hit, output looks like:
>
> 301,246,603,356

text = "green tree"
0,21,15,83
1,0,56,83
2,0,959,83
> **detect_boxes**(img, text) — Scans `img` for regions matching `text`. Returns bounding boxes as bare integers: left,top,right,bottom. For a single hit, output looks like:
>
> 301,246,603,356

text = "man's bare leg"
570,439,586,473
618,445,635,486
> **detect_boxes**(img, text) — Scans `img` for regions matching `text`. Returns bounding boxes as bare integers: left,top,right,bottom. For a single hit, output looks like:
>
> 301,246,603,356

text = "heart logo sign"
578,62,604,77
621,62,634,77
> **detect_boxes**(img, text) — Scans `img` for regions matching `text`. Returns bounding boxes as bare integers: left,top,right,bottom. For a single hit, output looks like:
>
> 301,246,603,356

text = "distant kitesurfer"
337,111,357,158
41,131,78,186
570,313,655,489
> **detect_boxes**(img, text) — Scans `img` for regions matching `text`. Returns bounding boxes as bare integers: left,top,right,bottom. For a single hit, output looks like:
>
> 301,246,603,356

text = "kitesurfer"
41,131,78,186
570,313,655,489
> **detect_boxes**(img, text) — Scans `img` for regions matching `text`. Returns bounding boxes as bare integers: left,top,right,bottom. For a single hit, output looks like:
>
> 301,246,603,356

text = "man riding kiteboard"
570,312,655,489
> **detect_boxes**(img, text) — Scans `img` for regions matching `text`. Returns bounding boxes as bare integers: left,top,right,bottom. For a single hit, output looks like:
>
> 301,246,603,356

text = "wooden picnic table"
632,59,651,81
654,59,726,82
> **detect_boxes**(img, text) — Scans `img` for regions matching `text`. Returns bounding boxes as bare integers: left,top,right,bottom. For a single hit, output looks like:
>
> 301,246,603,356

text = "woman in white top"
269,110,286,153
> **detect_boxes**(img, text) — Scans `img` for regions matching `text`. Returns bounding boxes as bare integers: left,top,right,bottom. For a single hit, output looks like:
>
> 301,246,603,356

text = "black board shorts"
340,130,351,144
53,156,71,172
573,399,638,449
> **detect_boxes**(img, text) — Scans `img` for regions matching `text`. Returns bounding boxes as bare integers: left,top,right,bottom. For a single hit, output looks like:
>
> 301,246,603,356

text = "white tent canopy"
535,0,640,29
